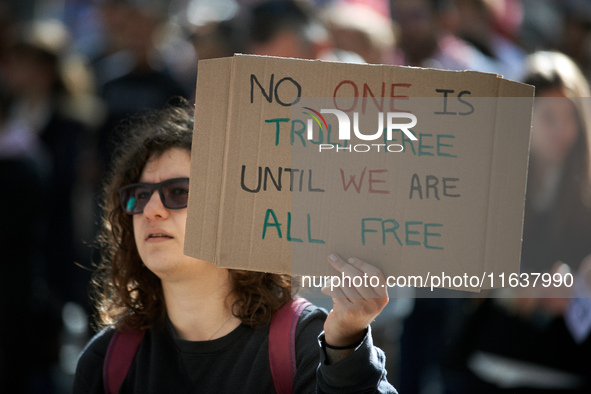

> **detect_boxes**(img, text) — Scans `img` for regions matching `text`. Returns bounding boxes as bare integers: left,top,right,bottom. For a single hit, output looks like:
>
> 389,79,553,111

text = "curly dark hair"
92,100,293,331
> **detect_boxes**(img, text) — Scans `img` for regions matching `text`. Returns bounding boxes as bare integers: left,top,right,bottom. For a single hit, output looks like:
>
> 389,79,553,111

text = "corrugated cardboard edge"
481,78,534,288
216,56,239,267
184,57,233,263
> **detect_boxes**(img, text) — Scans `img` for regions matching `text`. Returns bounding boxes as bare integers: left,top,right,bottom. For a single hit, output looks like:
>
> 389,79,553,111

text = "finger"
327,261,374,300
326,254,371,299
321,283,352,301
347,257,386,281
328,255,384,299
327,254,363,277
339,274,377,300
326,274,365,300
337,280,366,300
347,257,388,299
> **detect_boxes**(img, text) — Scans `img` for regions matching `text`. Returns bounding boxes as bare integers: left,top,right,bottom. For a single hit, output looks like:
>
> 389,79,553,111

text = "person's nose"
142,189,169,219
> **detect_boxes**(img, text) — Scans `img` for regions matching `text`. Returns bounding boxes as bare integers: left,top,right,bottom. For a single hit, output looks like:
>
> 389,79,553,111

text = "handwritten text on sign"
240,73,475,250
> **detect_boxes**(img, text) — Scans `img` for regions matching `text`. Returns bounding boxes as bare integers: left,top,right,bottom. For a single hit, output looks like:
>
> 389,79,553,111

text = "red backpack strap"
103,330,145,394
269,297,313,394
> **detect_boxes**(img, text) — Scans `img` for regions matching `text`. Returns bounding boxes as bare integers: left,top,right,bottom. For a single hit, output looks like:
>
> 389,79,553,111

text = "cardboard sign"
185,54,534,288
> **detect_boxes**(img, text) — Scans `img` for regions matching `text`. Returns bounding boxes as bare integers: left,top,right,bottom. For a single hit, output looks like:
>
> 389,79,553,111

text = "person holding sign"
73,101,396,393
443,51,591,393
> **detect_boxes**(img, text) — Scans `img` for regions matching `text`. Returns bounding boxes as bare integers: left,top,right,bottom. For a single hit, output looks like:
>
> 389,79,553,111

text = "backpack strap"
103,330,145,394
269,297,312,394
102,298,312,394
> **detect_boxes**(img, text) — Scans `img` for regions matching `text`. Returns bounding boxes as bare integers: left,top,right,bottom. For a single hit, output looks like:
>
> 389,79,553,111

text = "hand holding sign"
321,254,388,355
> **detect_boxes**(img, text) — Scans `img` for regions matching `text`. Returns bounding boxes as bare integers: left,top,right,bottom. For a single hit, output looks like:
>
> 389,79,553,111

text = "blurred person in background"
390,0,497,72
515,0,555,51
92,0,188,181
0,76,61,393
0,3,17,63
520,51,591,276
391,0,501,391
190,19,237,61
1,19,97,311
0,19,102,392
322,0,397,65
182,0,241,62
241,0,365,63
442,51,591,394
243,0,330,59
560,0,591,79
452,0,526,80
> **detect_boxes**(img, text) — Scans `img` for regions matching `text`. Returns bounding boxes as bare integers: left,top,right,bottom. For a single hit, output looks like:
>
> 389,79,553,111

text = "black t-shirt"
74,305,396,393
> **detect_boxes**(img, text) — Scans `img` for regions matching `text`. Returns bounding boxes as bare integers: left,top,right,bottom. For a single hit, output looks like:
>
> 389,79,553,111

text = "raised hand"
321,254,388,354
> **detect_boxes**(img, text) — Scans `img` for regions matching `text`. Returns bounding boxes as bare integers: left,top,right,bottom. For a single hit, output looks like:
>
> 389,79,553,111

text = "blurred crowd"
1,0,591,393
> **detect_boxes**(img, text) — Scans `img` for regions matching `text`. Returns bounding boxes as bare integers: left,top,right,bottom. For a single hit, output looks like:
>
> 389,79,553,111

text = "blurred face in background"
249,29,314,59
3,48,56,97
531,87,579,167
100,2,159,61
392,0,438,64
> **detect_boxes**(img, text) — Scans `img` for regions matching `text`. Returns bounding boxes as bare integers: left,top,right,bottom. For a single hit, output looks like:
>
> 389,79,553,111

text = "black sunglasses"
118,177,190,215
